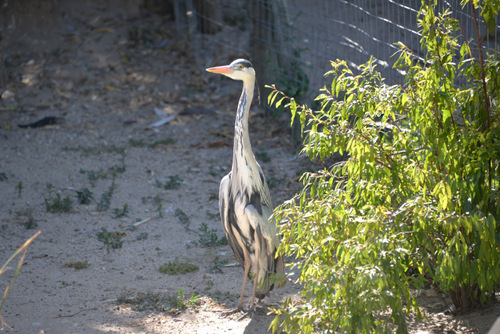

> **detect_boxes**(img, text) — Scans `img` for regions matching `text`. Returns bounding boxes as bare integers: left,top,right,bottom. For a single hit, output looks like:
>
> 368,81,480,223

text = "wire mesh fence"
181,0,499,100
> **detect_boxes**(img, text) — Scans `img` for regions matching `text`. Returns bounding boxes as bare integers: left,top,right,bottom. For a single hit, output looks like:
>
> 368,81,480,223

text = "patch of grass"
112,203,129,218
150,138,176,148
117,289,191,314
80,155,126,187
76,188,93,205
198,223,227,246
59,280,79,288
96,227,126,253
44,184,73,213
255,149,271,163
117,292,167,312
62,144,125,157
175,208,190,230
159,260,199,275
128,138,147,147
63,260,90,270
164,175,183,190
129,137,176,148
208,193,218,201
0,172,7,181
267,175,285,189
96,181,115,211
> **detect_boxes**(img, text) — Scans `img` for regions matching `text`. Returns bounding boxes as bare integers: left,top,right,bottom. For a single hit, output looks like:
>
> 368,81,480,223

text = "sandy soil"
0,1,498,333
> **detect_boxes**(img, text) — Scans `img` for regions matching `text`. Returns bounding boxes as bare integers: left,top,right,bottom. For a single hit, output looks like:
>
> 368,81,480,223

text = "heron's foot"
221,305,246,318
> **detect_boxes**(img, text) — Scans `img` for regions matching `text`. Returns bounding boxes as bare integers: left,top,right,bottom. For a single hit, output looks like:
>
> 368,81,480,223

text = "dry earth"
0,2,499,333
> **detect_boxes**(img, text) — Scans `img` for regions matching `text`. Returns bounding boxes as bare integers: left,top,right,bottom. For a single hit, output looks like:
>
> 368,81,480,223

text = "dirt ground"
0,1,498,333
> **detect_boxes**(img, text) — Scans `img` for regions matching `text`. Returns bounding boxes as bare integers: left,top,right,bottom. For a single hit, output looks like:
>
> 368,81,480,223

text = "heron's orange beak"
206,65,233,75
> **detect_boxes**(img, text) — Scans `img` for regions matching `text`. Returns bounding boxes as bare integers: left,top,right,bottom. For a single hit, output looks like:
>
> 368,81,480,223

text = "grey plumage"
207,59,285,310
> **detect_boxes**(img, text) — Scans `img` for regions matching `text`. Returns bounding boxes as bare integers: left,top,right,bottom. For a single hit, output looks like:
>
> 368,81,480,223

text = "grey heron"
206,59,285,310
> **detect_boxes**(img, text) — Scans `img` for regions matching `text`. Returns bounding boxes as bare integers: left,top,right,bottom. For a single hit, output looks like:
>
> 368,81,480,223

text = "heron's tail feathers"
255,252,286,300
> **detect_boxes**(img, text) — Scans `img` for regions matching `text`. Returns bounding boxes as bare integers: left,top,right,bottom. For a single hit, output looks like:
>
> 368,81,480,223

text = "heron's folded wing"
219,173,245,267
245,204,279,253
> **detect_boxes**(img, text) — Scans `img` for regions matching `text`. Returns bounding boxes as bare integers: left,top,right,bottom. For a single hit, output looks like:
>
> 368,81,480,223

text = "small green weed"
209,258,228,274
136,232,149,240
205,210,219,220
96,181,115,211
128,138,147,147
16,207,37,229
205,280,214,291
76,188,93,204
16,181,23,198
153,196,163,217
59,280,79,288
198,223,227,246
0,172,7,181
80,155,126,187
24,217,38,230
96,227,126,253
80,168,108,187
154,175,183,190
255,149,271,163
143,195,164,217
111,153,127,175
175,208,190,230
112,203,129,218
164,175,183,190
159,260,199,275
208,164,225,177
63,260,90,270
267,175,285,189
171,289,187,311
150,138,176,147
44,184,73,213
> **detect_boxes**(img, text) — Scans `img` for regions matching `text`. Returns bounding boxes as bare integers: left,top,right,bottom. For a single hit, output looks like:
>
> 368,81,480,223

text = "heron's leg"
250,229,260,310
237,247,252,310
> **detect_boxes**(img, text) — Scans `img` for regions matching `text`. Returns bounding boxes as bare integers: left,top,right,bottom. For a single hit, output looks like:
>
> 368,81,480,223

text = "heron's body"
207,59,285,309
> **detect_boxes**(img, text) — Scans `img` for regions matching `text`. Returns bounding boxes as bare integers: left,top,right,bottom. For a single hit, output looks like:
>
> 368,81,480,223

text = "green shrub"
268,1,499,333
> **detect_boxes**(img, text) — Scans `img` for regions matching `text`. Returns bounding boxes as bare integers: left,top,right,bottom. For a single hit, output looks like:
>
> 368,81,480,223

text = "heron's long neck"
233,77,256,172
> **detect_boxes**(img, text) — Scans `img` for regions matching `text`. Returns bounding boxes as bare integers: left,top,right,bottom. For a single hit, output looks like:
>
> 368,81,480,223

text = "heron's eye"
237,64,244,70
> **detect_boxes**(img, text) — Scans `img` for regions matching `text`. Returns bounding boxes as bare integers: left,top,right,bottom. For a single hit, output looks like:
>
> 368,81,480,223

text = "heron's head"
206,59,255,82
